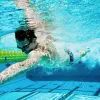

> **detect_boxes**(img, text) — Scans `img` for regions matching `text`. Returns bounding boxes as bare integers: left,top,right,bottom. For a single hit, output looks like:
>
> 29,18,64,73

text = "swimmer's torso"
28,39,70,68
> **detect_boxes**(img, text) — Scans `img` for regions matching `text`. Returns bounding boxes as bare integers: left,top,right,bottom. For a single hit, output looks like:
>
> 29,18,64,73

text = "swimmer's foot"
80,47,90,57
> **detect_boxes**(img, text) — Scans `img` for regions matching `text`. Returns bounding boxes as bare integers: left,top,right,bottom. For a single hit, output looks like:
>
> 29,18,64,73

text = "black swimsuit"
65,49,74,64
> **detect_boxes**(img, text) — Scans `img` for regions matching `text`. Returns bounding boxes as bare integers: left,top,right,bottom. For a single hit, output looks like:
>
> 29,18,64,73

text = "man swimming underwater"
0,0,90,84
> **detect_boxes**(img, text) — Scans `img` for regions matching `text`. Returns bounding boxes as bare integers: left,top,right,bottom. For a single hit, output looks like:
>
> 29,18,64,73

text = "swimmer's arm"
14,0,44,29
0,51,41,85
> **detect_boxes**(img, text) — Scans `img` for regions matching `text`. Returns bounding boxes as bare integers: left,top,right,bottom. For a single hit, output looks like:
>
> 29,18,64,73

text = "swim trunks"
65,49,74,64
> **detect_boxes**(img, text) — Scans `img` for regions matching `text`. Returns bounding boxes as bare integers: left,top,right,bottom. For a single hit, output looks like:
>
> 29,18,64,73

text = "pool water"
0,0,100,99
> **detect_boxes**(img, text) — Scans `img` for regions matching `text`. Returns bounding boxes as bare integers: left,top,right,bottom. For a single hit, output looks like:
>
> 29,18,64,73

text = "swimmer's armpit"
0,56,40,85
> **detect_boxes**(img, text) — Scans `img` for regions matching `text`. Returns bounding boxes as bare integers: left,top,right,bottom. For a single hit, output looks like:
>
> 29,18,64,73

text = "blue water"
0,0,100,99
0,0,100,41
0,0,100,77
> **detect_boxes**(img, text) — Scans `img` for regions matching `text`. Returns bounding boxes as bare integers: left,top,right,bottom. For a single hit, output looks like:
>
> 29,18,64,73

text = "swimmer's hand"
14,0,30,9
14,0,37,9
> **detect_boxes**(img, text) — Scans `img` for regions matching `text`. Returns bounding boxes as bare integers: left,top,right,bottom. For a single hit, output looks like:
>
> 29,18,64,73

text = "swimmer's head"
15,27,37,54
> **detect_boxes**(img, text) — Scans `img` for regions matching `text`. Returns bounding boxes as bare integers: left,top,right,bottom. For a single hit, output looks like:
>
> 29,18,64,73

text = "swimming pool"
0,0,100,99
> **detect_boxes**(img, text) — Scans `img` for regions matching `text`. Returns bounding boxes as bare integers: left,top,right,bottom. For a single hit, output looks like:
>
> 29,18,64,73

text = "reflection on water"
0,0,100,42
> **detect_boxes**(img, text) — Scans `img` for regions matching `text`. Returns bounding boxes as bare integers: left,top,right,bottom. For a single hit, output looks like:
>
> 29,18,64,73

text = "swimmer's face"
16,38,37,54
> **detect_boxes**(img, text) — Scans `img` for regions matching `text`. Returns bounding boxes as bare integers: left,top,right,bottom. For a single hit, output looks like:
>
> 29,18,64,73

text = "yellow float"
0,49,28,63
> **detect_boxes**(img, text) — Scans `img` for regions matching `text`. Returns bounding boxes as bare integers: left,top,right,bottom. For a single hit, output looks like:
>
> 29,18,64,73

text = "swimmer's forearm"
0,58,39,85
24,8,41,28
14,0,36,20
14,0,43,29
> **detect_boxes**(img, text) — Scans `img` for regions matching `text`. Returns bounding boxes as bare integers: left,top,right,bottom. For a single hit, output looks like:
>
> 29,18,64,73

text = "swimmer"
0,0,90,84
